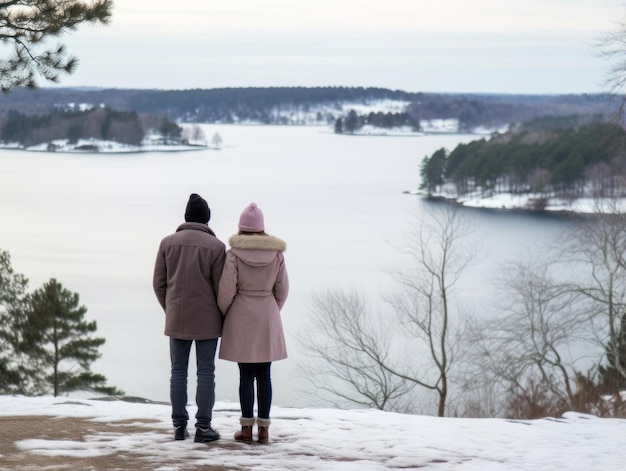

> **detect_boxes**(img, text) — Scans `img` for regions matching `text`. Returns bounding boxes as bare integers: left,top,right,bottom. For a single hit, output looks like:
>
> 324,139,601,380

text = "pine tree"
334,117,343,134
0,1,113,90
344,109,359,134
0,249,30,393
19,278,123,396
419,148,448,194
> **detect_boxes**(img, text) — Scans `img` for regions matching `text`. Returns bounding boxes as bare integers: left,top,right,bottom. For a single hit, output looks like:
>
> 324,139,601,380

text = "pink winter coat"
218,233,289,363
153,223,225,340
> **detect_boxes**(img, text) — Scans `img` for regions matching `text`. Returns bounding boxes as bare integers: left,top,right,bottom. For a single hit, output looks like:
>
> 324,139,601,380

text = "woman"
218,202,289,443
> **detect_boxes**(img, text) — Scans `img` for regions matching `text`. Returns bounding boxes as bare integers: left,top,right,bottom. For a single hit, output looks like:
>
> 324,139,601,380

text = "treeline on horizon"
420,115,626,206
0,86,611,129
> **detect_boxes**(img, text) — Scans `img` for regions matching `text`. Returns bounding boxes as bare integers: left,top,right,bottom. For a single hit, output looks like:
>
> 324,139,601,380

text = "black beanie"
185,193,210,223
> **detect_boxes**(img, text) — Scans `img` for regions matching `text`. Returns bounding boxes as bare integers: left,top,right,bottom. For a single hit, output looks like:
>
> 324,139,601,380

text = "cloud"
52,0,623,93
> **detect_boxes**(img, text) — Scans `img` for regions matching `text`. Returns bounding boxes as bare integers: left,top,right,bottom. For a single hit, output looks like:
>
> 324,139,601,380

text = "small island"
0,104,221,153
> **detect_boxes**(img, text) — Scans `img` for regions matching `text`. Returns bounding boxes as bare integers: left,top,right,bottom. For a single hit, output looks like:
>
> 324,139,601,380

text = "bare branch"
300,205,478,417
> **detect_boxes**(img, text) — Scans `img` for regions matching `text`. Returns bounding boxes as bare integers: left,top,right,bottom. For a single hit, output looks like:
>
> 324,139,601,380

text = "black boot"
194,425,220,443
174,423,189,440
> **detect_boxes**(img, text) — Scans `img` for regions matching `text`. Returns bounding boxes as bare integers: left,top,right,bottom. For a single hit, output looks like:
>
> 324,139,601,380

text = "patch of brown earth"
0,416,234,470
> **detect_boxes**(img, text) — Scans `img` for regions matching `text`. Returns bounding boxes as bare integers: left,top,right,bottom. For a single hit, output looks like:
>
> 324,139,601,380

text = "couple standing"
152,194,289,444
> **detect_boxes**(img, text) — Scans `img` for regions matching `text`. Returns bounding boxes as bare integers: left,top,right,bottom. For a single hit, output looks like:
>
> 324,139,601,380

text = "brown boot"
234,417,255,442
257,418,271,444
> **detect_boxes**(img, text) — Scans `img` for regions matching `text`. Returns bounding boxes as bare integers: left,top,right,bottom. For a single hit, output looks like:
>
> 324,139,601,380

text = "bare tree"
586,161,612,198
556,202,626,387
182,124,206,145
471,202,626,417
0,1,113,91
300,205,477,416
192,125,206,145
595,14,626,125
385,204,478,416
470,254,588,417
299,289,415,411
211,132,222,149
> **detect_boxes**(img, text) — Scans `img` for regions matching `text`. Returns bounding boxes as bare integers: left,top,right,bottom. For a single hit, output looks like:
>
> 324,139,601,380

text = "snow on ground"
416,188,626,215
461,193,626,214
352,120,470,136
0,138,209,154
1,395,625,470
419,119,459,134
352,125,424,136
337,99,410,115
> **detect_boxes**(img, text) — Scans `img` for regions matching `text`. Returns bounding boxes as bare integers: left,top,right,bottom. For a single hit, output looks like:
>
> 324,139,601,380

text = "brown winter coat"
153,222,225,340
218,233,289,363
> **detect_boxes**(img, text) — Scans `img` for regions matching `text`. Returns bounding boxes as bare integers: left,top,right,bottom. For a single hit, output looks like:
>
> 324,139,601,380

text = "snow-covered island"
0,105,223,154
0,126,222,154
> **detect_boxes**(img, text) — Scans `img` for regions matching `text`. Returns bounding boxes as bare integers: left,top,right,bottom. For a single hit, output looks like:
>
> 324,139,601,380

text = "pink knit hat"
238,202,265,232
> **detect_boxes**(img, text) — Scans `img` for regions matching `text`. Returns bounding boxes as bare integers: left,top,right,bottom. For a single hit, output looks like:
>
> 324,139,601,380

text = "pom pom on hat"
185,193,210,224
238,202,265,232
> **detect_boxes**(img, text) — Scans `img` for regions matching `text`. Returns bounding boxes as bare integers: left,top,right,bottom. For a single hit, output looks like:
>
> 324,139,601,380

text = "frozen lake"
0,125,568,407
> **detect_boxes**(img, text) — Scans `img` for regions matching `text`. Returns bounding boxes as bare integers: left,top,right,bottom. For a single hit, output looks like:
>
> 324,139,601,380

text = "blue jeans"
238,362,272,420
170,337,218,428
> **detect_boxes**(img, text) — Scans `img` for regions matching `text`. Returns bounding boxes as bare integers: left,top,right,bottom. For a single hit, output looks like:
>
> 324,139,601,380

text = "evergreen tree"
344,109,359,134
419,148,448,193
19,278,122,396
0,1,113,90
159,120,182,143
429,121,626,199
0,249,30,393
334,117,343,134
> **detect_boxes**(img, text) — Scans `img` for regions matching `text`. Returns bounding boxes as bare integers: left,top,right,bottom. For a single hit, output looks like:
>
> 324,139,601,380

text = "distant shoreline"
0,141,211,154
405,191,623,218
421,194,583,219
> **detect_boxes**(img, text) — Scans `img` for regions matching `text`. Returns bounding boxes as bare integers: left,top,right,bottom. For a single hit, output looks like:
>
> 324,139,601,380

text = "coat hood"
228,234,286,267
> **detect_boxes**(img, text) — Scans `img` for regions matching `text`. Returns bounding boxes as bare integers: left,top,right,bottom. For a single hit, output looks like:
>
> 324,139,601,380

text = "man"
153,193,225,442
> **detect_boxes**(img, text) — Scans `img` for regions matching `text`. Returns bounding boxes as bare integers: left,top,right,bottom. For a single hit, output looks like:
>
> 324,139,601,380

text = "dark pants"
238,362,272,419
170,337,218,428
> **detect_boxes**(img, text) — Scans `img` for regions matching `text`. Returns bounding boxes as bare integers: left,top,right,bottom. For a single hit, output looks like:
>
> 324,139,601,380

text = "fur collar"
229,234,286,252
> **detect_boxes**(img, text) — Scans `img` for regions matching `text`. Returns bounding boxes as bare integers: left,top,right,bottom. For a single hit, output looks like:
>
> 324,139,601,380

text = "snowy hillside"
0,395,624,470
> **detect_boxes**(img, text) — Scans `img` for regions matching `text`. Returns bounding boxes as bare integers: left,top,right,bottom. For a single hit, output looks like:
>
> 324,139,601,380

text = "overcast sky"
55,0,626,94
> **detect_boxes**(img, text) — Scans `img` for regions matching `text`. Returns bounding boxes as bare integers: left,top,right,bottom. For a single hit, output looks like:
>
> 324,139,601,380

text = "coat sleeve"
273,252,289,310
153,242,167,311
217,251,238,315
211,243,226,300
